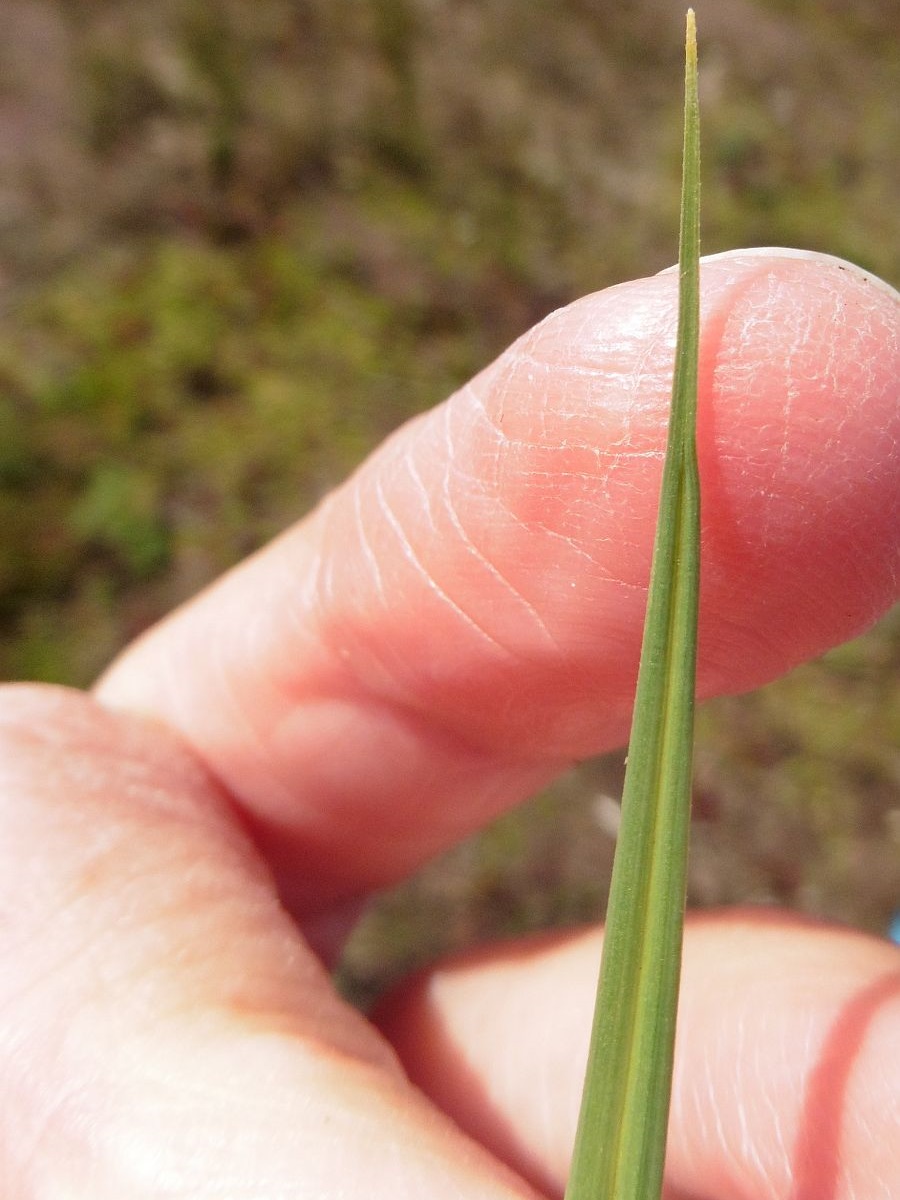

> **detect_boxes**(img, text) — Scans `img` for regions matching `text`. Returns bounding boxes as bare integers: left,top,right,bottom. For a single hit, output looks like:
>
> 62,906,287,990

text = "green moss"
70,462,170,577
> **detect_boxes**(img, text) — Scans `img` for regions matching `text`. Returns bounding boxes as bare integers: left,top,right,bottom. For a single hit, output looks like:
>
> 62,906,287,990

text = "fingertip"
692,249,899,694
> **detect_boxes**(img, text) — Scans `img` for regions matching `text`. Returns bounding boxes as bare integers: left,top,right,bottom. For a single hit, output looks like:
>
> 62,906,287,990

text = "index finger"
95,250,900,915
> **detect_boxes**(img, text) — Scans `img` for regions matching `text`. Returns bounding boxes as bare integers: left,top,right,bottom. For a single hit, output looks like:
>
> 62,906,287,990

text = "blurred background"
0,0,897,1004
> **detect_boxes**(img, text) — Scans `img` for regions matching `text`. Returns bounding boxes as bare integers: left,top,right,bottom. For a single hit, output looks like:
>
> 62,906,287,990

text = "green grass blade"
564,11,701,1200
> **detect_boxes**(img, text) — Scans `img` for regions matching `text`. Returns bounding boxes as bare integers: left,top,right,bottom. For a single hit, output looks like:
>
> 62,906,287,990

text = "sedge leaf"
564,11,701,1200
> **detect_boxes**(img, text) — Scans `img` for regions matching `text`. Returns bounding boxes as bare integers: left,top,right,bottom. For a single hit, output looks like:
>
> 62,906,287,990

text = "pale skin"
0,248,897,1198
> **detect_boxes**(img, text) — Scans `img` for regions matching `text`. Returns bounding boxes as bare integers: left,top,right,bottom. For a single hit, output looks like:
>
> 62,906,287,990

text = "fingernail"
657,247,899,302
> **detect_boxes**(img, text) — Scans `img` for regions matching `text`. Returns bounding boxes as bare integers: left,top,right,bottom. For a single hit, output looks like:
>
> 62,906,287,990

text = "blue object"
889,912,900,946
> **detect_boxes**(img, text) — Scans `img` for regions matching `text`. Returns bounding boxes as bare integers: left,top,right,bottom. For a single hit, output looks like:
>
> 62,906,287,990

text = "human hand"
1,249,897,1198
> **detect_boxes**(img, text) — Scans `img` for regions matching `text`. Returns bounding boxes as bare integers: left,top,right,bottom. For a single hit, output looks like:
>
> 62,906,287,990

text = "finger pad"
694,255,900,697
